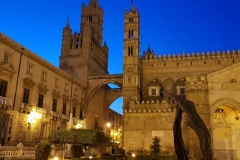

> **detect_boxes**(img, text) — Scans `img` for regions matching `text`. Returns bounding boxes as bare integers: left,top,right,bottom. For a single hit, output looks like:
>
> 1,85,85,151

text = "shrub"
150,136,161,155
35,143,51,160
71,144,83,158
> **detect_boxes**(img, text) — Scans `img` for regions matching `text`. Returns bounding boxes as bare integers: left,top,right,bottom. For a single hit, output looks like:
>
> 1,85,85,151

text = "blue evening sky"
1,0,240,114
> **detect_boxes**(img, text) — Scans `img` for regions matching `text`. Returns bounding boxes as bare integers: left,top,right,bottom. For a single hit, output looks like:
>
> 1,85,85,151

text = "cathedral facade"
0,0,240,159
122,3,240,160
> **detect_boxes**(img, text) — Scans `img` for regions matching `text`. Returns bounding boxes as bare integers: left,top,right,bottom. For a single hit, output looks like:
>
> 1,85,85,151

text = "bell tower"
122,3,140,107
80,0,103,46
59,0,108,86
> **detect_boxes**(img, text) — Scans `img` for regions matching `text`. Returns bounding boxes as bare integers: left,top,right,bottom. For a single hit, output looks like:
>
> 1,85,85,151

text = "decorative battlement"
125,100,177,113
141,49,240,67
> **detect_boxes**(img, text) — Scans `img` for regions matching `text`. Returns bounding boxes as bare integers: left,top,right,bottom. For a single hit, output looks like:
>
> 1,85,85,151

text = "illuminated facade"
1,0,240,159
122,3,240,160
0,0,122,146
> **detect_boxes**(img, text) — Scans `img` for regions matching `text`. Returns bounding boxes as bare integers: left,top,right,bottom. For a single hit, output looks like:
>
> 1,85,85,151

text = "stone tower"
122,3,141,107
60,0,108,86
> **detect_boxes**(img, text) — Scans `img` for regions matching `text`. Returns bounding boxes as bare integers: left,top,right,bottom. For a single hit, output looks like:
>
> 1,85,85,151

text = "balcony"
20,103,33,114
0,96,13,110
49,111,61,120
62,114,69,122
36,107,47,115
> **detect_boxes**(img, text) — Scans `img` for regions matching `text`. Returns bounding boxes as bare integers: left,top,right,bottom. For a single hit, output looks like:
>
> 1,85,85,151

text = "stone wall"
123,100,176,153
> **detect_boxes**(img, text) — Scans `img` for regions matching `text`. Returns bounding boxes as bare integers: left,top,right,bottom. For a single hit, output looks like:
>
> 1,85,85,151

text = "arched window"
128,46,133,56
87,14,92,22
128,30,134,39
76,39,79,49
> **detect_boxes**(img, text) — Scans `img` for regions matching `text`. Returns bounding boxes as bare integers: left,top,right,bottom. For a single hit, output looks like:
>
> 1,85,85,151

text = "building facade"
0,0,240,159
0,0,122,147
122,3,240,160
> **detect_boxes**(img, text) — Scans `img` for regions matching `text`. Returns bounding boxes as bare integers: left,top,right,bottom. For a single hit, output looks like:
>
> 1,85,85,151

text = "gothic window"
22,88,30,104
72,106,76,117
76,39,79,49
38,94,44,108
80,109,84,120
52,98,57,112
128,46,133,56
4,53,10,62
129,17,133,22
0,79,8,97
128,30,134,39
87,14,92,22
62,102,66,115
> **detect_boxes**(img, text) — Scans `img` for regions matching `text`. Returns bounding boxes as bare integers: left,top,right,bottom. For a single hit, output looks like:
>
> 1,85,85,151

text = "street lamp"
105,122,111,136
106,122,111,128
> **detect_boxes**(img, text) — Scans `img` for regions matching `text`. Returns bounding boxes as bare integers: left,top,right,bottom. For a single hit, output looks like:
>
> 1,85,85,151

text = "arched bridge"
87,74,123,107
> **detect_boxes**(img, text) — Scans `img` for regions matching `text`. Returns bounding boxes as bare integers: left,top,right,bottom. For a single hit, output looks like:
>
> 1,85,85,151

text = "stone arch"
87,79,123,106
210,97,240,121
162,78,175,94
210,97,240,159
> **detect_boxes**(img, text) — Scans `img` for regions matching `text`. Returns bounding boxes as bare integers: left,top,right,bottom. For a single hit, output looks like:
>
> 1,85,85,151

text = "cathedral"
0,0,240,159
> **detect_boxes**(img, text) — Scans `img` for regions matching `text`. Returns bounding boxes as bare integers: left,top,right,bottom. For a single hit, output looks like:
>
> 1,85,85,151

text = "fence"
0,143,35,159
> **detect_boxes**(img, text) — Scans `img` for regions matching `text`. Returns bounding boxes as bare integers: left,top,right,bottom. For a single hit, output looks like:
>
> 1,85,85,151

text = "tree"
35,143,51,160
93,130,111,147
48,129,76,144
48,129,111,147
150,136,161,155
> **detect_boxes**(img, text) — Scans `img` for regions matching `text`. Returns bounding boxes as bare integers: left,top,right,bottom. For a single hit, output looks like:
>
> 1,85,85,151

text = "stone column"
185,75,211,159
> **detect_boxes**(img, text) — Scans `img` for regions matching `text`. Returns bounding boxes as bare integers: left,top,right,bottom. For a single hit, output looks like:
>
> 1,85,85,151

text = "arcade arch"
86,76,123,129
211,98,240,160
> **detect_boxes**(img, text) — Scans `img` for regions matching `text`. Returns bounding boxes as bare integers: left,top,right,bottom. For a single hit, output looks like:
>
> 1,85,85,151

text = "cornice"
0,33,87,89
207,61,240,78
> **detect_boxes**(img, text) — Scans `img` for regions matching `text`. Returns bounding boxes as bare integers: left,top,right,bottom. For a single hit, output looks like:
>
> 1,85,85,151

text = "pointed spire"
147,44,151,53
131,2,135,11
65,16,70,28
103,40,108,47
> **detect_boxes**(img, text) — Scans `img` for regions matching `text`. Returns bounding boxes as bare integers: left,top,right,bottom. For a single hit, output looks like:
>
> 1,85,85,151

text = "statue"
161,92,213,160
